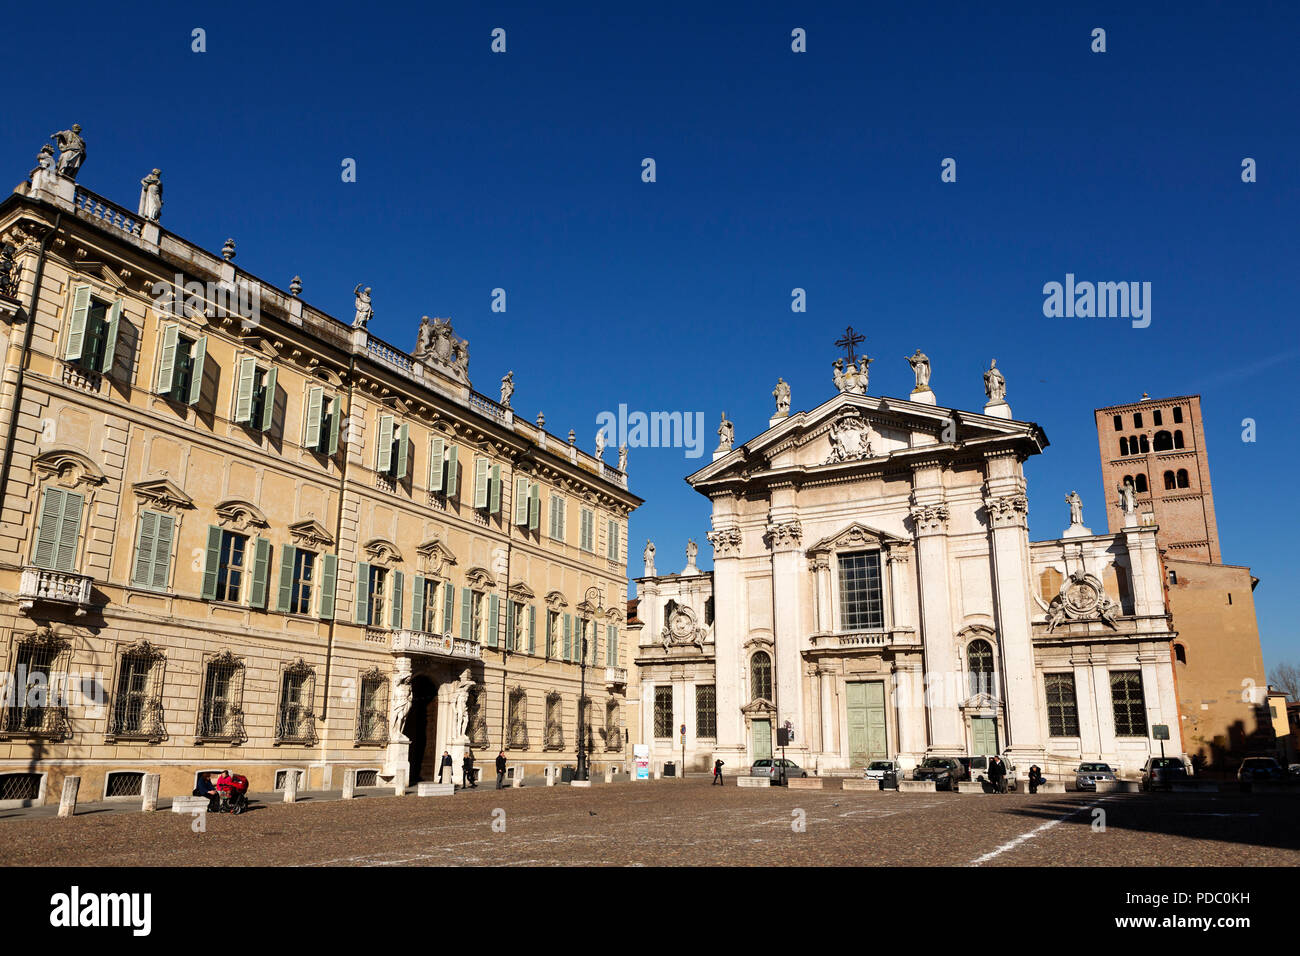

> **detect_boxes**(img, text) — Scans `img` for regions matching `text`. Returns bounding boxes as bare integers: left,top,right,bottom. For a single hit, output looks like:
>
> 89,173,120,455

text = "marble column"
708,512,748,767
909,490,963,754
819,667,835,760
767,514,809,764
983,465,1045,764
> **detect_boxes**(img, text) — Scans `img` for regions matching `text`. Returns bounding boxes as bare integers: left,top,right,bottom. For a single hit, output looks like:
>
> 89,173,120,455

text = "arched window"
1119,437,1129,456
1138,435,1150,453
1176,469,1190,488
1129,435,1139,454
750,651,772,701
1173,430,1185,449
1122,473,1133,489
1153,430,1173,451
1163,471,1176,490
967,639,996,697
1134,474,1148,493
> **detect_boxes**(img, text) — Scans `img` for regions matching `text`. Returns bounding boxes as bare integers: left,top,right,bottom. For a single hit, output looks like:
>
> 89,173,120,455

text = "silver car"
864,759,900,788
750,758,807,781
1075,761,1116,791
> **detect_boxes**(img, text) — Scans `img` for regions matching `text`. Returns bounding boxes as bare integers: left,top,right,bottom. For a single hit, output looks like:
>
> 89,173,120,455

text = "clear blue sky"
7,2,1297,669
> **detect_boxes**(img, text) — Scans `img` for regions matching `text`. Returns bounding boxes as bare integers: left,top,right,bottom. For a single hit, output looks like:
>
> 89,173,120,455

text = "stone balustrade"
19,567,93,614
390,628,483,661
73,189,143,238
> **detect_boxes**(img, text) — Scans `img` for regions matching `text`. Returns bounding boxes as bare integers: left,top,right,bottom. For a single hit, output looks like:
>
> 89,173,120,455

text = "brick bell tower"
1093,393,1221,564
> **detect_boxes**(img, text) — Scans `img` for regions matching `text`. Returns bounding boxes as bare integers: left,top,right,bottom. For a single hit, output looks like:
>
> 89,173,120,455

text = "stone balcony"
806,628,921,650
390,628,483,661
605,666,628,687
18,567,94,616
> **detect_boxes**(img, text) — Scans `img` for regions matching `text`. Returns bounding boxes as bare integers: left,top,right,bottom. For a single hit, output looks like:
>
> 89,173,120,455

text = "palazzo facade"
0,135,638,807
635,366,1181,778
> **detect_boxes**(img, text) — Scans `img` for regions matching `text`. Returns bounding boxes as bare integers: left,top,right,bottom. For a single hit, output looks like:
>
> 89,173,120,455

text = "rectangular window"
1045,673,1080,737
367,566,387,627
32,487,84,572
304,388,339,455
171,335,196,403
356,674,388,744
549,494,566,542
1112,415,1122,431
1153,409,1163,426
606,624,618,666
837,551,884,631
79,299,110,372
276,668,315,743
197,656,244,740
7,637,70,735
607,518,620,561
110,651,163,738
131,509,175,590
653,687,674,739
580,508,594,552
472,592,486,643
216,530,247,603
420,578,441,632
1173,407,1183,424
291,550,316,615
65,287,122,375
1133,412,1143,428
547,610,559,658
1110,671,1148,737
696,685,717,738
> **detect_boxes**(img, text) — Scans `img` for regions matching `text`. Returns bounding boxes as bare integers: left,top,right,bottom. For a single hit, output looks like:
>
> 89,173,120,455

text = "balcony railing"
605,666,628,686
468,390,509,425
19,567,93,615
390,628,483,661
73,188,144,238
807,629,920,649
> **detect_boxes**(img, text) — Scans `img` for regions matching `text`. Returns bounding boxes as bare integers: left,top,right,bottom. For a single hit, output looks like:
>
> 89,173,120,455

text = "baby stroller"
215,775,250,814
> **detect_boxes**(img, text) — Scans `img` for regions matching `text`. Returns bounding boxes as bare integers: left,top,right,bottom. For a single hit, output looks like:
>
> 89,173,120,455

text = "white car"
863,759,900,788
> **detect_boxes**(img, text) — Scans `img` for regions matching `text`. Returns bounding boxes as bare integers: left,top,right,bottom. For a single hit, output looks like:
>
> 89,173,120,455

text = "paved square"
1,779,1296,866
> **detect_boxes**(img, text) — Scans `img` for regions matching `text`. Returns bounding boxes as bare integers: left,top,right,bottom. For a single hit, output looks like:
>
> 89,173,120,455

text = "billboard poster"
634,744,650,781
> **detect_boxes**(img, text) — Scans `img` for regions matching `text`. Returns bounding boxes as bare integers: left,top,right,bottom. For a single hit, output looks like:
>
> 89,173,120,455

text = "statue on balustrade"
138,169,163,222
50,124,85,180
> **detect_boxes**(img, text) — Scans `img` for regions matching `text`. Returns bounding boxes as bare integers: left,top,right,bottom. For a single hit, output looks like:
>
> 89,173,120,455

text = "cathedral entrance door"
752,719,772,761
971,717,998,756
847,681,888,766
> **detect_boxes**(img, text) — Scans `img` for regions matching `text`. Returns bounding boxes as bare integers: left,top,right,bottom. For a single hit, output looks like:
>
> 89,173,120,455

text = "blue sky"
6,2,1298,668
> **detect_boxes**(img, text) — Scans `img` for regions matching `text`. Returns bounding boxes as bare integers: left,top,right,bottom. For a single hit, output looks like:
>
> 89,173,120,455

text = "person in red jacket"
216,770,249,813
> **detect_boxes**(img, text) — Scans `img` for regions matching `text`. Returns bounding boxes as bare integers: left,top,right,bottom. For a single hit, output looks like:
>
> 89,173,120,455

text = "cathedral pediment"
804,522,909,556
688,391,1047,491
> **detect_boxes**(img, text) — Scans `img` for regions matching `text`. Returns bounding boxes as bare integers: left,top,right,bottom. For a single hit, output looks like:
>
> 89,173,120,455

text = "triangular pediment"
288,518,334,548
132,478,194,511
688,391,1046,490
805,521,908,556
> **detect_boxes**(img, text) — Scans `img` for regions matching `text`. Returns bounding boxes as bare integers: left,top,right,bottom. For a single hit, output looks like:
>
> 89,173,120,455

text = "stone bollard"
342,769,356,800
58,776,80,818
653,763,661,780
141,773,160,812
512,768,522,788
283,770,298,803
604,766,613,784
394,768,407,796
546,764,556,787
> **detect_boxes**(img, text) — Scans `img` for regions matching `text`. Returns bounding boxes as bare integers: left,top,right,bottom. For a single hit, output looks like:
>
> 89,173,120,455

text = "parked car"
967,754,1019,792
1139,756,1188,791
1289,764,1300,779
864,759,900,789
1237,757,1285,783
913,757,962,791
1074,762,1117,791
750,758,807,782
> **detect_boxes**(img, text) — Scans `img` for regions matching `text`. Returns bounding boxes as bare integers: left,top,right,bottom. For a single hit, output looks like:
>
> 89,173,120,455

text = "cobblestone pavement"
1,778,1296,866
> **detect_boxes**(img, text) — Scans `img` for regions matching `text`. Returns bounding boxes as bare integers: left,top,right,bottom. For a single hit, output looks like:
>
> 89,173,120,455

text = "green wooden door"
971,717,998,756
752,719,772,761
848,682,888,765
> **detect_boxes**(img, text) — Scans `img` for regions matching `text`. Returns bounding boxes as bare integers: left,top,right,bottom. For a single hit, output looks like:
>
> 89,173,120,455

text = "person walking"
463,749,477,789
438,750,453,784
988,755,1006,794
496,751,507,789
712,759,725,785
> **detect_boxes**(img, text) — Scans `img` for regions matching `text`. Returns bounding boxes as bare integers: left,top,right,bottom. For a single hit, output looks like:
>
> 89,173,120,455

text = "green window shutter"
327,397,341,455
318,554,337,620
260,366,278,432
489,464,501,514
460,587,472,641
187,335,207,406
608,520,619,561
608,625,617,666
443,582,454,633
376,414,394,473
33,489,63,569
505,599,515,651
304,386,323,448
101,299,122,375
395,423,409,479
276,544,296,612
445,445,459,497
514,477,528,524
411,574,426,630
234,357,256,422
65,285,92,361
132,510,158,587
473,457,489,508
529,483,540,531
488,593,499,648
201,525,222,599
150,512,174,590
52,491,83,572
563,613,572,661
391,570,405,628
429,437,445,491
249,537,271,608
528,605,536,654
354,562,371,624
155,323,179,394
